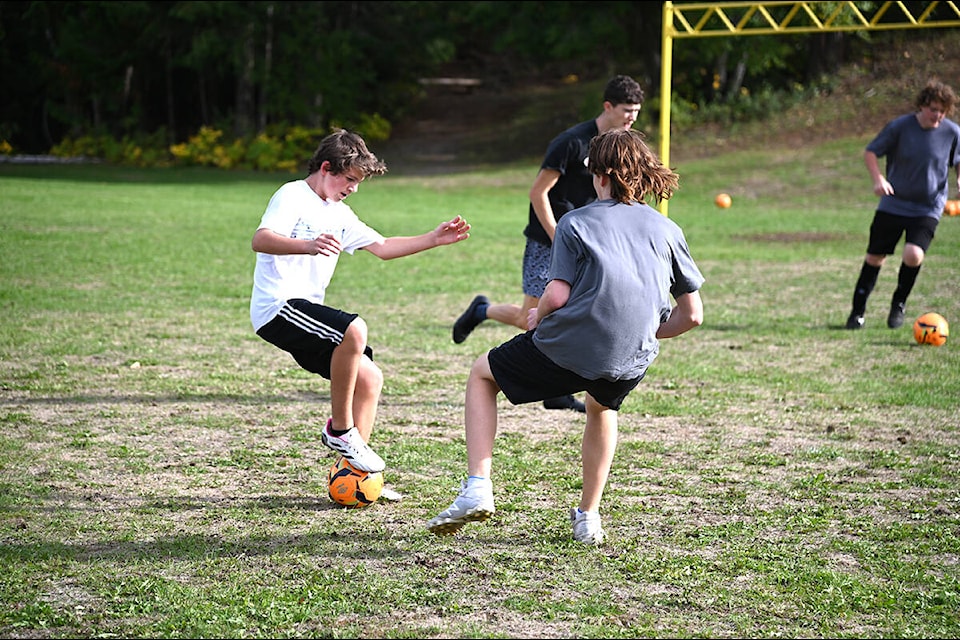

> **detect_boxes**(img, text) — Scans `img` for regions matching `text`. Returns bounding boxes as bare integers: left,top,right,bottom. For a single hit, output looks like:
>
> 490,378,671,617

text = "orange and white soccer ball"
912,312,949,347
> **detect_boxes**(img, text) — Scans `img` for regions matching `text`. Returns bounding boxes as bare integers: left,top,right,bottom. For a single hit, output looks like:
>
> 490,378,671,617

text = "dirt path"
376,32,960,174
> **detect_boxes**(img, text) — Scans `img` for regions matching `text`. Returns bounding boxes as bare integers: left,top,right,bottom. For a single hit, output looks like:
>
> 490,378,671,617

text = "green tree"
5,0,948,160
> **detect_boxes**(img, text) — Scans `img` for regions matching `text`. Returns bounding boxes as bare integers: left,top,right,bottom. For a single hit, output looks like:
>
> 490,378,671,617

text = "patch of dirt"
376,79,588,174
736,231,844,243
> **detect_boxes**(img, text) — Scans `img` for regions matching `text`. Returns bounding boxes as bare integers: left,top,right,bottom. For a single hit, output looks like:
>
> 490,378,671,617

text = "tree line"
0,1,929,157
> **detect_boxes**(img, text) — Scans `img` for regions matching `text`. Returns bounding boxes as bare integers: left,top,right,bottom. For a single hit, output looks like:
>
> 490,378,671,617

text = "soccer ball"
328,456,384,508
912,312,949,347
714,193,732,209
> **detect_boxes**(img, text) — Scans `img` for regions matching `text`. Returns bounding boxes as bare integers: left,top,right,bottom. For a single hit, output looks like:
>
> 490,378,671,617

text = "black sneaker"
543,394,586,413
452,295,489,344
845,312,865,330
887,301,905,329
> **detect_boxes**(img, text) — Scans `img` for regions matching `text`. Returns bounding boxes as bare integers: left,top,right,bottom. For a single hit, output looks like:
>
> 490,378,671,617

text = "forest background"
4,0,956,170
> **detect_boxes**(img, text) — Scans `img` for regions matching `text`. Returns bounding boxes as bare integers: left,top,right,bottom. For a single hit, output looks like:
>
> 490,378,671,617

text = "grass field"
1,134,959,638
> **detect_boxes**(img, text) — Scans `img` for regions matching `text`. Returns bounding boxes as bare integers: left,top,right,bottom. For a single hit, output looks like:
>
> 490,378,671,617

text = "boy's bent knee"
346,316,368,339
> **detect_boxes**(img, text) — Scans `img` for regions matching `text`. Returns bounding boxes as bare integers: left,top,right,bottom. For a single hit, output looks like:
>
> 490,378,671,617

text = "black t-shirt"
523,119,599,245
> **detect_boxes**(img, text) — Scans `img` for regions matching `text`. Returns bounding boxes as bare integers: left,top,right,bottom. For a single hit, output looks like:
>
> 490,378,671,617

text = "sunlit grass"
1,141,958,638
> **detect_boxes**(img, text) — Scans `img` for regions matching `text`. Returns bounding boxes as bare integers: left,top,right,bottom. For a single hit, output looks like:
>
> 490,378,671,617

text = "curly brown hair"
306,129,388,178
587,129,679,205
915,80,957,116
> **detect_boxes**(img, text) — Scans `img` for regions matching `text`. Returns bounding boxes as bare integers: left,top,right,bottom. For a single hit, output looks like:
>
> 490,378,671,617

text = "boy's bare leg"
464,354,501,478
485,294,539,331
328,317,368,431
323,317,386,472
578,394,618,513
352,357,383,442
425,353,499,533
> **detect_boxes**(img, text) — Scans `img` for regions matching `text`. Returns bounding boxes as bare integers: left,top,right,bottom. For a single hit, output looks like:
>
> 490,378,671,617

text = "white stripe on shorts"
278,304,344,342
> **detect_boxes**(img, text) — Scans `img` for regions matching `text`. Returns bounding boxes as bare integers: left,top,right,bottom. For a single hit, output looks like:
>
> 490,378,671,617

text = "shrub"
46,111,392,171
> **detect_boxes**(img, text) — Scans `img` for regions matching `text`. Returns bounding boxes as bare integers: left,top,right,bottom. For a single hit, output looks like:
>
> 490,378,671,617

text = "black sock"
851,262,880,315
892,263,921,305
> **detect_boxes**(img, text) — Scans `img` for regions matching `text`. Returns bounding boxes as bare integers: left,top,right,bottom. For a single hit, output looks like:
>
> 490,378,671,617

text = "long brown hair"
588,129,679,205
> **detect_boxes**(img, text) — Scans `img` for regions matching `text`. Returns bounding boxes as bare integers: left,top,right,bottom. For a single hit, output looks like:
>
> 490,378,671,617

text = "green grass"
1,140,959,638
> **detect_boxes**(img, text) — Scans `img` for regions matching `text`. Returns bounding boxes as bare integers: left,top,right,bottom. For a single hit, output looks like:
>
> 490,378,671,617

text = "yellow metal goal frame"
658,1,960,215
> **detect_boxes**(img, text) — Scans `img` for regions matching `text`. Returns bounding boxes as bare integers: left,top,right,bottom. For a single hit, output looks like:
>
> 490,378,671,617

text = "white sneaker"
570,508,606,545
320,419,385,473
379,487,403,502
427,479,495,536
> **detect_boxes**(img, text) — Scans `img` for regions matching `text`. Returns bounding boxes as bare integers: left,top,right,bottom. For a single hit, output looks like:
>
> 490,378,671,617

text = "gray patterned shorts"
521,238,552,298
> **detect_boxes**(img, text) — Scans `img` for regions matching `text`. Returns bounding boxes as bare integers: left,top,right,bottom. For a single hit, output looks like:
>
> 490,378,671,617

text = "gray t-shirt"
532,199,704,382
866,112,960,220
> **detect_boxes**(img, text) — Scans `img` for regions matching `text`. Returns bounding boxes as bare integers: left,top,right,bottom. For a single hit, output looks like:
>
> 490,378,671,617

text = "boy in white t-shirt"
251,129,470,476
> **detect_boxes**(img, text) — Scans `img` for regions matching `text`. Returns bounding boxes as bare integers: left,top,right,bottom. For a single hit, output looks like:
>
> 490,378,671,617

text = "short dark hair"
307,129,388,177
603,75,644,106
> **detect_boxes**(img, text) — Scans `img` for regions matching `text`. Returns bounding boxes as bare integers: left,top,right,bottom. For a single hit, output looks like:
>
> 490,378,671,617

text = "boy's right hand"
527,307,539,330
308,233,343,256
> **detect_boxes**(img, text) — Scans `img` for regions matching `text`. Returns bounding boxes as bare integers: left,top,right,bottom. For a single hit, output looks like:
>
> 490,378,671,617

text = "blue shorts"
522,238,552,298
487,331,642,411
867,210,938,255
256,299,373,380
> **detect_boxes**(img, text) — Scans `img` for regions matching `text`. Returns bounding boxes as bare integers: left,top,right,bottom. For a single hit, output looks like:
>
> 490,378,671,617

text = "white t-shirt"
250,180,384,331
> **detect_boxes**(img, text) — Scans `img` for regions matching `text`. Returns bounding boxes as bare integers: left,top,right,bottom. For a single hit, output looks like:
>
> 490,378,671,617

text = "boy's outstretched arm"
363,215,470,260
656,290,703,339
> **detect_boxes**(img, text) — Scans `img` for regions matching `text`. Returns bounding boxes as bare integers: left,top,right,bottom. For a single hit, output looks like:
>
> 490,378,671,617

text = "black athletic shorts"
866,210,938,255
256,298,373,380
487,330,642,411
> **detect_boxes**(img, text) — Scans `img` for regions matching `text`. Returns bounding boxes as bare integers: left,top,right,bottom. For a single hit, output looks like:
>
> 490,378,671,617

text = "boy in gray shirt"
845,80,960,330
428,128,704,544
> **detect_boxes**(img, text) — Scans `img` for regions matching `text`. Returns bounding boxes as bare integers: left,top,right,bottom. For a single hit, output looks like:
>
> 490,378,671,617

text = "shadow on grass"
4,391,333,405
0,519,413,564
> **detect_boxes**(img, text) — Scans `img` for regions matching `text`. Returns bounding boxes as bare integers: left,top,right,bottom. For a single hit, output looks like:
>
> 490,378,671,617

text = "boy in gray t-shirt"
844,80,960,330
428,129,705,544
